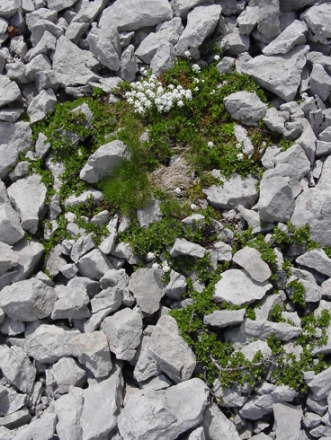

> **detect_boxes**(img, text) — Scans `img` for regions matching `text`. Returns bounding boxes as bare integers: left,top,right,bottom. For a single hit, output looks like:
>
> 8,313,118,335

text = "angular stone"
163,269,187,300
258,176,295,223
204,173,258,210
224,91,267,126
0,408,31,430
291,189,331,247
71,0,109,24
24,30,57,62
0,75,21,108
27,88,57,123
296,249,331,277
288,268,321,303
0,345,36,394
118,378,208,440
51,284,90,320
129,268,163,315
78,249,113,281
220,30,250,56
70,233,95,264
239,394,273,420
204,309,246,328
240,340,272,362
80,367,123,440
101,308,142,361
7,175,47,234
80,140,129,184
10,238,44,283
175,5,221,57
213,241,233,262
150,40,175,77
12,413,57,440
148,315,196,383
234,124,254,157
25,324,80,363
54,388,84,440
69,331,112,379
240,45,309,102
262,20,308,55
87,27,120,72
233,247,271,282
169,238,206,258
258,0,281,39
65,21,90,44
99,0,173,31
214,269,272,306
273,402,302,440
0,384,27,417
0,317,25,336
53,36,100,87
25,54,52,81
0,242,19,276
237,6,259,35
47,357,86,395
302,3,331,46
46,0,79,11
137,199,162,228
202,404,241,440
0,278,56,322
64,189,104,209
243,319,302,342
119,44,138,81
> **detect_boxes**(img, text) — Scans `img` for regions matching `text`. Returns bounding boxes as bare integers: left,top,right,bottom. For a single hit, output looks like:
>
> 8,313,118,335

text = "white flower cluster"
152,260,171,272
124,75,193,115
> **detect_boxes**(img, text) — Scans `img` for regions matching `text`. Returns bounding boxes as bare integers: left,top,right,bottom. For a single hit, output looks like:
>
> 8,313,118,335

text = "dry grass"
149,157,194,196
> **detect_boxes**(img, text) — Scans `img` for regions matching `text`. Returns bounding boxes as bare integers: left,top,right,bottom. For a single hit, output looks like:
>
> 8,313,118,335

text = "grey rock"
9,161,30,182
263,20,307,55
302,3,331,46
53,36,100,87
0,384,27,417
287,268,321,303
204,173,258,210
65,21,89,44
0,278,56,322
316,141,331,158
234,124,254,157
273,402,302,440
111,242,140,265
302,412,321,429
203,403,241,440
163,269,187,300
80,368,123,440
99,0,173,31
213,241,232,262
101,307,142,361
291,189,331,246
35,70,59,93
216,56,235,74
46,0,79,11
261,145,282,168
25,8,58,30
80,140,129,184
169,238,206,258
11,238,44,282
296,119,316,165
214,269,272,306
135,17,183,63
25,54,52,81
12,413,57,440
150,40,175,77
118,378,208,440
0,345,36,394
239,395,273,420
296,249,331,277
24,30,56,62
87,27,120,71
60,263,79,279
7,175,47,234
0,108,25,123
91,210,109,226
54,388,84,440
27,88,57,123
224,91,267,126
218,0,245,17
71,233,95,264
71,0,108,24
78,249,113,280
204,309,246,328
185,427,205,440
171,0,209,18
0,75,21,108
241,340,272,362
243,318,302,341
44,244,67,278
137,199,162,228
258,175,295,223
310,63,331,102
69,331,112,379
220,30,250,56
233,247,271,282
306,393,328,416
64,189,104,209
317,155,331,191
258,0,281,39
0,1,16,18
0,408,31,430
0,317,25,336
148,315,196,383
240,45,309,102
119,44,138,81
133,334,160,384
271,385,298,403
175,5,221,57
0,242,19,276
322,278,331,300
88,286,122,326
25,324,80,363
129,268,163,315
280,0,314,11
237,6,259,35
51,284,90,320
47,357,86,395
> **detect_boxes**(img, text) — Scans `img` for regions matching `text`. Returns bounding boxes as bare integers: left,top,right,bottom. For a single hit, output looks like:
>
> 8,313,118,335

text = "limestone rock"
129,268,163,315
27,88,57,123
202,403,241,440
262,20,308,55
87,27,120,72
54,388,84,440
214,269,272,306
51,284,90,320
169,238,206,258
301,3,331,45
0,242,19,276
258,176,295,223
296,249,331,277
47,357,86,395
224,91,267,126
273,402,303,440
243,319,302,342
204,309,246,328
0,75,21,108
78,249,113,281
233,247,271,282
258,0,281,39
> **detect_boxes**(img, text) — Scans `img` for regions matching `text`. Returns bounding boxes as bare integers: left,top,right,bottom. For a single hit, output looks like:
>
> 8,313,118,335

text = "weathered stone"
134,333,160,384
70,233,95,264
163,269,187,300
81,367,123,440
237,6,259,35
224,91,267,126
203,403,241,440
129,268,163,315
25,324,80,363
296,249,331,277
0,242,19,276
239,394,273,420
25,54,52,82
101,308,142,361
240,340,272,362
0,345,36,394
0,75,21,108
243,319,302,342
0,408,31,430
0,278,56,322
148,315,196,383
25,30,56,62
175,5,221,57
240,45,309,102
118,378,208,440
258,0,281,39
46,0,79,11
0,317,25,336
51,284,90,320
273,402,302,440
302,3,331,46
137,199,162,228
263,20,307,55
54,388,84,440
258,175,295,223
151,40,175,77
213,241,233,262
288,267,321,303
214,269,272,306
220,30,250,56
27,88,57,123
204,309,246,328
64,189,104,209
169,238,206,258
7,175,47,234
204,173,258,210
234,124,254,157
99,0,173,31
78,249,113,281
87,27,120,72
47,357,86,395
233,247,271,282
119,44,138,81
69,331,112,379
0,384,27,417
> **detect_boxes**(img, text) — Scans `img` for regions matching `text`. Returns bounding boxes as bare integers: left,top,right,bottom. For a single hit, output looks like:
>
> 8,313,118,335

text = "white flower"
177,85,183,90
208,141,214,147
168,84,175,90
127,98,134,104
237,153,244,160
194,87,199,91
146,252,155,261
162,261,171,272
152,262,160,269
192,64,201,73
214,55,220,61
236,143,242,149
177,100,184,107
184,50,191,58
185,90,192,100
193,78,199,83
174,187,181,194
191,203,198,210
